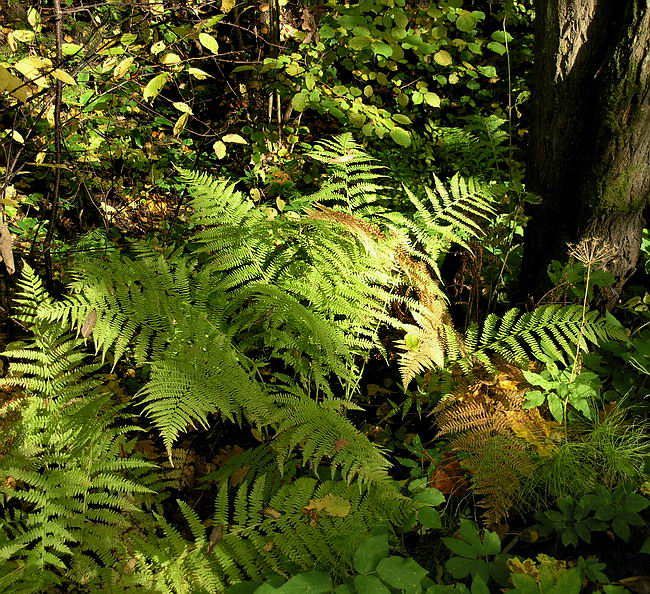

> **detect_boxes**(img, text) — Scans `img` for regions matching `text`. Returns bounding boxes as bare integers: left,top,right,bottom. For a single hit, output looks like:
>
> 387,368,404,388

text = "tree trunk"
521,0,650,308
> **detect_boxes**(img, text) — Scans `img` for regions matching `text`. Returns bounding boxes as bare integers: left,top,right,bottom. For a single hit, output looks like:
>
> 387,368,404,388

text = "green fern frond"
456,305,627,371
268,394,392,485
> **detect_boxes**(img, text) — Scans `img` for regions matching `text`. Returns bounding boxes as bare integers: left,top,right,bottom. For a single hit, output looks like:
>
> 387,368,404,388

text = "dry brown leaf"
81,310,97,338
207,524,224,553
0,223,14,274
229,465,251,487
262,506,282,519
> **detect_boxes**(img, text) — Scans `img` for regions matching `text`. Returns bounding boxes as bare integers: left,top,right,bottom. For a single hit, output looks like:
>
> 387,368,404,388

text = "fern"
208,464,410,581
308,134,389,216
0,341,156,591
455,305,627,372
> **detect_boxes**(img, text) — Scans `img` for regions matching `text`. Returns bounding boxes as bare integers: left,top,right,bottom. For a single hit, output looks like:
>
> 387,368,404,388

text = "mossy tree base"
521,0,650,308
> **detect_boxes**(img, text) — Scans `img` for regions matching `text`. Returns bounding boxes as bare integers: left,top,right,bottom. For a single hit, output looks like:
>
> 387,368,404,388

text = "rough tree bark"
520,0,650,308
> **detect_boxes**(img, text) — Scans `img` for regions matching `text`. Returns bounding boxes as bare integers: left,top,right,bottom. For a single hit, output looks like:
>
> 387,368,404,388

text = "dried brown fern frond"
307,204,387,241
432,362,554,526
462,434,536,527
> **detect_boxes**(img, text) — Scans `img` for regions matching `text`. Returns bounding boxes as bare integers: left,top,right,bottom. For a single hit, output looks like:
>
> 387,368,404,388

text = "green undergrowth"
0,137,647,593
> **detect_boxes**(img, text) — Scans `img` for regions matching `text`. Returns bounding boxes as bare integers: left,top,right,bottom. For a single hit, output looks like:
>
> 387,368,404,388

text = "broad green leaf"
547,392,563,422
51,69,76,85
424,91,441,107
471,575,490,594
414,488,445,506
482,531,501,555
213,140,227,159
491,30,513,43
188,67,212,79
389,126,411,147
434,50,452,66
121,33,138,46
371,42,393,57
487,41,506,55
353,575,391,594
445,556,474,579
477,65,497,77
353,533,388,573
442,537,476,558
222,133,247,144
349,111,366,127
509,573,538,592
419,507,442,529
393,10,408,29
62,43,83,56
199,32,220,54
555,568,583,594
376,556,428,590
456,13,477,32
291,92,309,112
459,521,483,550
349,36,371,50
275,571,332,593
392,114,411,125
143,72,169,102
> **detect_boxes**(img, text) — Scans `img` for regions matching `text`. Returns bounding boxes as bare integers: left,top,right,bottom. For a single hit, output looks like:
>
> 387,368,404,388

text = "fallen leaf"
262,506,282,519
229,465,250,487
303,494,351,518
81,310,97,338
207,524,224,553
0,223,15,274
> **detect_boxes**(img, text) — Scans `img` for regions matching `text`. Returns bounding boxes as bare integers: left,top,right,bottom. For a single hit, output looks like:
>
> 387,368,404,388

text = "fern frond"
455,305,627,371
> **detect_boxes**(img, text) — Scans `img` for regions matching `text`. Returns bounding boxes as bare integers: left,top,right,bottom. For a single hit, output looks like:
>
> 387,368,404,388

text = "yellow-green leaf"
213,140,227,159
113,57,134,79
188,67,212,79
150,41,166,54
303,494,351,518
62,43,83,56
5,129,24,144
221,133,247,144
424,91,440,107
173,112,189,136
11,30,35,43
13,56,51,86
389,126,412,147
51,69,76,85
173,101,193,114
0,66,31,102
221,0,235,11
161,52,181,65
143,72,169,102
27,7,41,30
198,32,220,54
434,50,452,66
